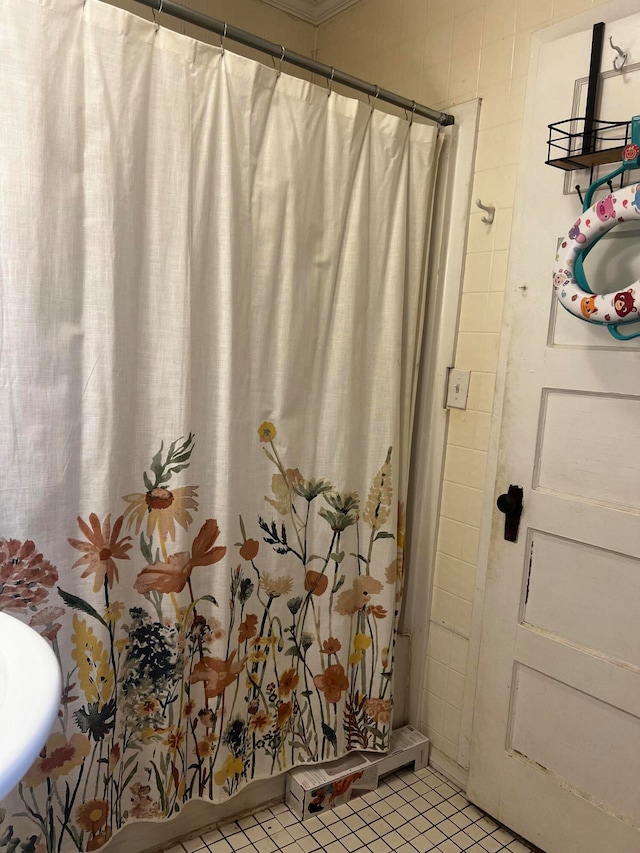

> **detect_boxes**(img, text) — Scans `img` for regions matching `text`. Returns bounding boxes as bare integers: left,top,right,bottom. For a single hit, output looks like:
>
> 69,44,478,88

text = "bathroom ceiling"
259,0,359,24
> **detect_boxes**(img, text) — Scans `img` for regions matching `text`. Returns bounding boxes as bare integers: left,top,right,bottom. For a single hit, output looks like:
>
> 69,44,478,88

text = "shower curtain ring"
327,67,335,97
276,46,285,78
370,85,379,112
410,100,417,126
220,22,227,55
152,0,164,30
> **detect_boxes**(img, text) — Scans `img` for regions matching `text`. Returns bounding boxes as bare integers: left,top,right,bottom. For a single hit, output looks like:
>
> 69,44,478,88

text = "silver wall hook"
476,198,495,224
609,35,627,71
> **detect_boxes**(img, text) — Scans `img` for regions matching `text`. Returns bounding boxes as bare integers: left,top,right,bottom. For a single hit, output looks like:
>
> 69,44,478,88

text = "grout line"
170,765,540,853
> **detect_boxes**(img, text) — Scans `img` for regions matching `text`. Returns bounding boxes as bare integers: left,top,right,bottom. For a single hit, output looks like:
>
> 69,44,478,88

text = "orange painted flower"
321,637,342,654
278,668,299,697
238,613,258,643
365,698,392,724
122,485,198,542
165,727,185,750
86,828,112,851
69,513,132,592
76,799,109,834
249,711,272,732
207,617,225,642
23,733,90,787
239,539,259,561
109,743,120,772
313,663,349,704
276,701,293,728
305,570,328,596
190,650,248,699
134,519,226,594
367,604,388,619
197,738,214,757
29,606,65,642
0,538,58,612
134,552,191,594
335,576,384,616
258,421,277,442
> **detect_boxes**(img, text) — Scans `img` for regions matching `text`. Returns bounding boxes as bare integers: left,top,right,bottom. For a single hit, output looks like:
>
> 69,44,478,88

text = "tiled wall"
316,0,608,771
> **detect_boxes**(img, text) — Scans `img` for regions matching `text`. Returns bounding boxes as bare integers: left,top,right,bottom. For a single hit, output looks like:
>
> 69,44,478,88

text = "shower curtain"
0,0,440,849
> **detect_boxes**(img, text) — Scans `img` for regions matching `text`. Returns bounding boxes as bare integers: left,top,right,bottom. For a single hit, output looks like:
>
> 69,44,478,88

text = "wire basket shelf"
546,117,633,172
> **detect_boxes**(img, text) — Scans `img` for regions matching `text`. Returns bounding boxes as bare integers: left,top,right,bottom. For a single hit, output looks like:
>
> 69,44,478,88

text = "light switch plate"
446,368,470,409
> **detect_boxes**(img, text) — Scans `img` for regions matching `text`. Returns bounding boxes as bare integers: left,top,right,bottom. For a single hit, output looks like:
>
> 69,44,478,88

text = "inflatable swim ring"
552,181,640,326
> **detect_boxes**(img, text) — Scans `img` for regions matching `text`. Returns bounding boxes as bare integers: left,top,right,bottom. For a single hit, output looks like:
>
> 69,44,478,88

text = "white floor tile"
491,827,516,845
478,837,501,853
168,765,542,853
252,838,277,853
207,841,232,853
296,837,320,853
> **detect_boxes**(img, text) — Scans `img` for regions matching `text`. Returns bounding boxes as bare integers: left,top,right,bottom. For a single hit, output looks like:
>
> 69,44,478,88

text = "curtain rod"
127,0,455,127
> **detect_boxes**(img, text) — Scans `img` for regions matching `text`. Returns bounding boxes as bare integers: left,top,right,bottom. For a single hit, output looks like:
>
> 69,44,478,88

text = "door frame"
461,0,640,775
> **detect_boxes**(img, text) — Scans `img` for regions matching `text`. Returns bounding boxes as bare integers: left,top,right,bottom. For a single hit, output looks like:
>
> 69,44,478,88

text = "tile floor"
165,765,540,853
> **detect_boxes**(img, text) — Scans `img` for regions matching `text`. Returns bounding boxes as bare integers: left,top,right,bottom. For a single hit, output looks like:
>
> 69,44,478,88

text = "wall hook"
609,36,627,71
476,198,495,224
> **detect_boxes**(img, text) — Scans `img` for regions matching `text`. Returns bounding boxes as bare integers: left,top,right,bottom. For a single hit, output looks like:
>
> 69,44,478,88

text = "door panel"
534,390,640,508
523,530,640,667
468,10,640,852
509,664,640,827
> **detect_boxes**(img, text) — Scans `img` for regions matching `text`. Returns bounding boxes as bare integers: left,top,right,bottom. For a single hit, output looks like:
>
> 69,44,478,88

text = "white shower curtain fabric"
0,0,440,849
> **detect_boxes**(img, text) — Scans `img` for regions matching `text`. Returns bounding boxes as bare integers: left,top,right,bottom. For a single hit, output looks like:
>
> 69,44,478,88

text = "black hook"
607,179,614,194
575,184,584,206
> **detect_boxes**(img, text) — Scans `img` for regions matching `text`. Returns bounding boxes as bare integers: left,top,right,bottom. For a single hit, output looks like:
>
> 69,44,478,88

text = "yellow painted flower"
104,601,125,625
122,485,198,542
348,651,363,666
213,754,244,786
265,469,304,515
256,635,278,646
258,421,277,442
250,647,268,663
71,615,114,704
261,572,293,598
114,638,128,654
136,697,161,716
353,633,372,651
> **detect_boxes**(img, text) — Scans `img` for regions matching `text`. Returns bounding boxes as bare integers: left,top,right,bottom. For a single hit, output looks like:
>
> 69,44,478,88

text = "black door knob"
496,485,523,542
497,493,517,514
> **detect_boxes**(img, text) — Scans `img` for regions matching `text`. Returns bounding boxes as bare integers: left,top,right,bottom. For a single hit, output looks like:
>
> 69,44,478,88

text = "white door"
468,11,640,853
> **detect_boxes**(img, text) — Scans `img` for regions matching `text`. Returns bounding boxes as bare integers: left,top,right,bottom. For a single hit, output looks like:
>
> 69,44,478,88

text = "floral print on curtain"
0,426,403,853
